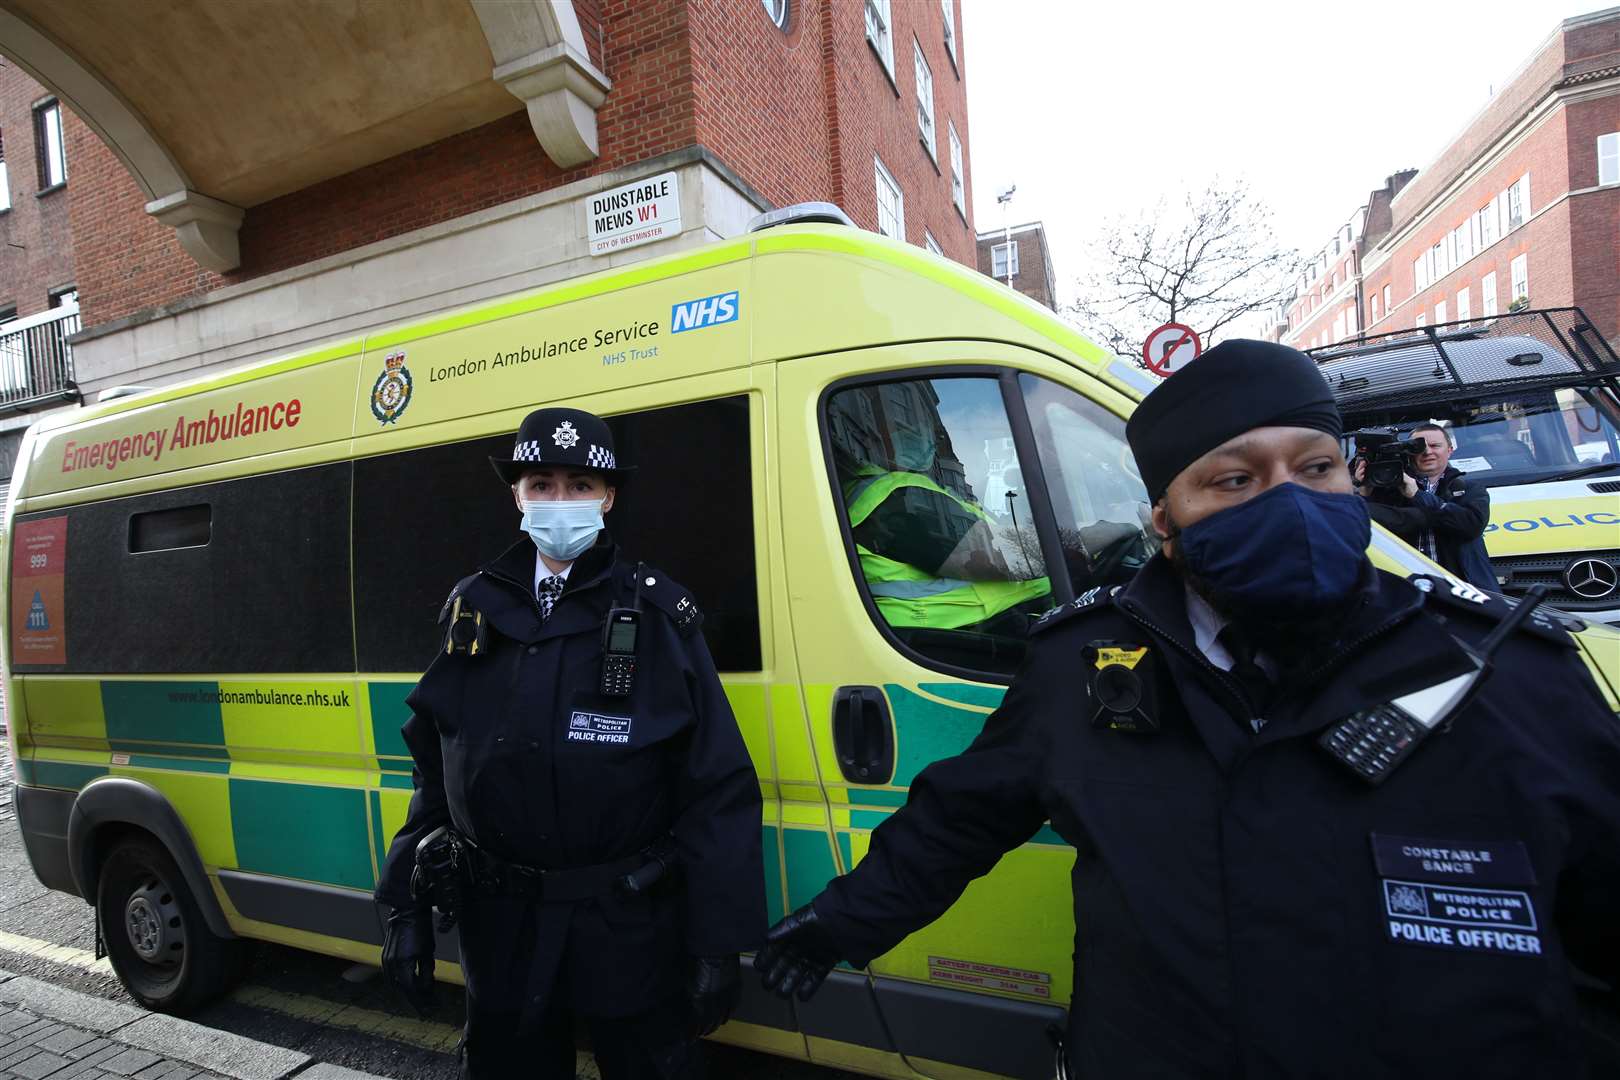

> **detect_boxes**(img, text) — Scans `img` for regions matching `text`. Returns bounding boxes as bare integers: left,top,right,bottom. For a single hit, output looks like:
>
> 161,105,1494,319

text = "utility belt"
411,827,678,926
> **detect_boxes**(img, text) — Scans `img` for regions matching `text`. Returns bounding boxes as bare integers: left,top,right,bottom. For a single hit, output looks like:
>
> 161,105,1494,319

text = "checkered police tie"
537,575,565,621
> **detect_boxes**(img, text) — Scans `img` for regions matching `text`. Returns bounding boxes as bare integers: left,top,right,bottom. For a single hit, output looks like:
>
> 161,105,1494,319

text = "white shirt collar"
1183,584,1235,671
534,553,572,597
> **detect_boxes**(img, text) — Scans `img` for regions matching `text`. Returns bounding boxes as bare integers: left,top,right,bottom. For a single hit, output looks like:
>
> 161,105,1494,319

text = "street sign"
1142,322,1202,377
586,171,683,256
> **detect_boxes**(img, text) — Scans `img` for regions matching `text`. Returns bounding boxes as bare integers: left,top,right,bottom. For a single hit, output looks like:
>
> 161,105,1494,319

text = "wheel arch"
68,777,236,939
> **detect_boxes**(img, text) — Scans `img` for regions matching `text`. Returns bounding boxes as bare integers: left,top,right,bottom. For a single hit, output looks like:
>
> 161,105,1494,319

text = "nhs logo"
670,291,739,333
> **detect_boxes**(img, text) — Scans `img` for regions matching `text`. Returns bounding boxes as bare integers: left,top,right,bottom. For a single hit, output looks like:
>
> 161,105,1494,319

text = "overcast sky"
963,0,1592,314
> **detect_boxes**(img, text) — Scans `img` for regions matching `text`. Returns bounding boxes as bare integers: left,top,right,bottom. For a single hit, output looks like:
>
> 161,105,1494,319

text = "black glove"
686,954,741,1037
380,905,436,1017
754,902,841,1001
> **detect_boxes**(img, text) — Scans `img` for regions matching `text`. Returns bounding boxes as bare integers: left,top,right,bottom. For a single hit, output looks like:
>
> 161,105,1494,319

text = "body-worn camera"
1349,427,1426,493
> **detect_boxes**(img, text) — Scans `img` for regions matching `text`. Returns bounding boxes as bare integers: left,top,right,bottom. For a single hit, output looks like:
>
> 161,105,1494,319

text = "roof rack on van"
1305,307,1620,415
746,202,855,233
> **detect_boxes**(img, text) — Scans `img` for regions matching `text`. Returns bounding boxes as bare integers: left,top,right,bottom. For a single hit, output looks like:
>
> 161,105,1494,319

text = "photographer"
1355,422,1496,590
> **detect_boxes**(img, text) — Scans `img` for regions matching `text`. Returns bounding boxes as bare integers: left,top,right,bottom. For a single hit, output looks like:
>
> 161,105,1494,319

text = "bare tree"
1069,180,1301,361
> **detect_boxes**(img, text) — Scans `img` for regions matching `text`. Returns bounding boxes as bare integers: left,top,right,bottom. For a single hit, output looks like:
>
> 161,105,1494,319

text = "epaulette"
1407,574,1577,648
634,566,704,638
437,573,482,625
1030,584,1118,635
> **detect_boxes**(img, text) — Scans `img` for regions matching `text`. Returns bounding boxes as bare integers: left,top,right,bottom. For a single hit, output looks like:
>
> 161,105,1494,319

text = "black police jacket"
814,554,1620,1077
376,536,766,1016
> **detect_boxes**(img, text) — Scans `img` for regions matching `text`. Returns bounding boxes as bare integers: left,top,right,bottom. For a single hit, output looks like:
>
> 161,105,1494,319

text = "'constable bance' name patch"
1371,833,1542,958
567,711,632,745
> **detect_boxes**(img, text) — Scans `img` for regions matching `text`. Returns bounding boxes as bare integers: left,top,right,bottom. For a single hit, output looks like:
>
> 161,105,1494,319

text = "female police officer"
375,407,765,1079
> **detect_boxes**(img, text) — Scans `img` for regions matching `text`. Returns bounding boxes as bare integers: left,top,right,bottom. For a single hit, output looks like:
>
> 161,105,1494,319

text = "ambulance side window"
824,376,1053,678
1017,374,1155,597
354,395,760,672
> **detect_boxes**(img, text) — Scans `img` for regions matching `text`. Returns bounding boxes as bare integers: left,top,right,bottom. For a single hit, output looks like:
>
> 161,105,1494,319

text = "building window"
0,127,9,212
0,306,16,327
1413,256,1428,291
948,120,964,217
941,0,957,69
923,230,942,255
1382,284,1392,315
865,0,895,81
1505,174,1529,231
49,285,78,309
1509,253,1529,308
1416,313,1427,328
1434,300,1446,324
1370,293,1380,323
874,156,904,240
33,100,66,190
762,0,790,29
914,38,936,160
1456,286,1470,325
1599,132,1619,187
1430,241,1446,282
1481,271,1498,317
991,241,1019,279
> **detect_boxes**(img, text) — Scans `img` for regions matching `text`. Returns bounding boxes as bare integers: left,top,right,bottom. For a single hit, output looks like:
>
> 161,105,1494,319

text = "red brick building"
975,221,1058,310
1357,8,1620,343
0,0,975,471
1279,171,1415,351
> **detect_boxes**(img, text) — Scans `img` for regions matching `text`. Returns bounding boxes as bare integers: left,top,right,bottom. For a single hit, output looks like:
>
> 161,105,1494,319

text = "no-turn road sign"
1142,323,1202,377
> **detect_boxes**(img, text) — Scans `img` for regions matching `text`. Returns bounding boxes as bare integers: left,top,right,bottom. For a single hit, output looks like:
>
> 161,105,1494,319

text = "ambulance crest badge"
371,351,413,425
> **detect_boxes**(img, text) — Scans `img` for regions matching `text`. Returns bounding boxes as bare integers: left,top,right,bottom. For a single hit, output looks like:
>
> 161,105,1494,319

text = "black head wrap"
1126,339,1342,500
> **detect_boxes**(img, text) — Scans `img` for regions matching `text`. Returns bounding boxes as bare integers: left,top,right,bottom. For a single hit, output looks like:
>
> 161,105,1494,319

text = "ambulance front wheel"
96,836,248,1013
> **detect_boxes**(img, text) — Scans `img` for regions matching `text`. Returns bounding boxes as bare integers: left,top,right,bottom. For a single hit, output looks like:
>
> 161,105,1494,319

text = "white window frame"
34,100,65,189
1599,132,1619,187
913,38,936,161
1456,286,1470,325
1505,173,1529,231
1510,253,1529,306
991,241,1019,279
923,229,942,255
1434,300,1446,324
1382,284,1392,316
1481,271,1498,317
1413,256,1428,291
947,120,964,217
865,0,895,83
1370,292,1380,323
941,0,957,70
761,0,790,30
874,155,904,240
0,127,9,213
1416,313,1427,328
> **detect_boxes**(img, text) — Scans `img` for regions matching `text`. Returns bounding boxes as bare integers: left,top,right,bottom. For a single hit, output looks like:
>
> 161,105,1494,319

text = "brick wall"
63,0,978,332
0,61,76,316
69,0,698,329
977,227,1054,308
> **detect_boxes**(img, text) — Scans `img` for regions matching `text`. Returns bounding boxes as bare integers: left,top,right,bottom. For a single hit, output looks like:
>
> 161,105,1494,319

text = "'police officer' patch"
1371,833,1543,958
567,711,632,745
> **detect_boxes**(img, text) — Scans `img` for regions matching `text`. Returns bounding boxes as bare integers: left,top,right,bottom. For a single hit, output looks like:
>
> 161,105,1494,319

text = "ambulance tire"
96,836,247,1014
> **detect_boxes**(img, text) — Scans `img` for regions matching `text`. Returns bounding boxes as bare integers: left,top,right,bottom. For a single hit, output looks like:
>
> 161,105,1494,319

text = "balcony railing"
0,306,83,414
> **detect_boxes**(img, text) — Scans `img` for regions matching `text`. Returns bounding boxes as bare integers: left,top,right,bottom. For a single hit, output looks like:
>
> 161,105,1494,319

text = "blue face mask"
1176,483,1371,620
521,498,604,562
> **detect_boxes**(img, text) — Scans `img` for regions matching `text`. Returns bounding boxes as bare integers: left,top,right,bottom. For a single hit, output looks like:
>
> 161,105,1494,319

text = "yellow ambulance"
6,212,1618,1080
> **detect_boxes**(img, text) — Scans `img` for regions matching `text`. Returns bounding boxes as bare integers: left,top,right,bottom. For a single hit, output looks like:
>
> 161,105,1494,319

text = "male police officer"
377,407,765,1079
756,341,1620,1077
1357,421,1495,590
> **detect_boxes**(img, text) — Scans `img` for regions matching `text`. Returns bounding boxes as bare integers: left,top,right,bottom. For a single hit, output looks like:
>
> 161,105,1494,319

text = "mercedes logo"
1563,557,1620,600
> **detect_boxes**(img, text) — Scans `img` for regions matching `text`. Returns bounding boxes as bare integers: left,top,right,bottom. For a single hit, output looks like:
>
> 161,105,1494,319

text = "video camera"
1349,427,1426,494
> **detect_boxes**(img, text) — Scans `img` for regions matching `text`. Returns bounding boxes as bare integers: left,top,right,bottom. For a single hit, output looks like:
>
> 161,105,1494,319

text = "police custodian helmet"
489,407,635,486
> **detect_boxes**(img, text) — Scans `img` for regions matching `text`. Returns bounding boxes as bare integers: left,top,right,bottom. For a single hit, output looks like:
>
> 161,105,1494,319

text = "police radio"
600,608,640,697
1319,585,1548,785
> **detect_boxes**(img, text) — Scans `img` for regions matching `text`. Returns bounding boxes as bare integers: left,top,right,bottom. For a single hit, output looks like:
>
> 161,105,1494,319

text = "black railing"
0,307,82,413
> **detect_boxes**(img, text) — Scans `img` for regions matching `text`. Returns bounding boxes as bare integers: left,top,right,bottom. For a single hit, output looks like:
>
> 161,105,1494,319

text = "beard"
1162,508,1363,667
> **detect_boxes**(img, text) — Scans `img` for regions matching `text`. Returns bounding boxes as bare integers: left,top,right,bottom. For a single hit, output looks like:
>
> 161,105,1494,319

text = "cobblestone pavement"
0,1002,227,1080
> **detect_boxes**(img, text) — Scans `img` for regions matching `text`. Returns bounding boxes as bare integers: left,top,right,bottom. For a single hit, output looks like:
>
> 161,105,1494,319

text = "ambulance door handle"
832,686,894,785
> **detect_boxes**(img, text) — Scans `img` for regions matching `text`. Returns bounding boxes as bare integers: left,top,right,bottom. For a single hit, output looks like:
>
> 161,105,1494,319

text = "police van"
1310,309,1620,625
6,213,1618,1080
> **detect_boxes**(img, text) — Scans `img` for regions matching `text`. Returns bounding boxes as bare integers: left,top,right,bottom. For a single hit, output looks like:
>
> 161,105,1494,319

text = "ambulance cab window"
1017,374,1155,597
825,376,1052,677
